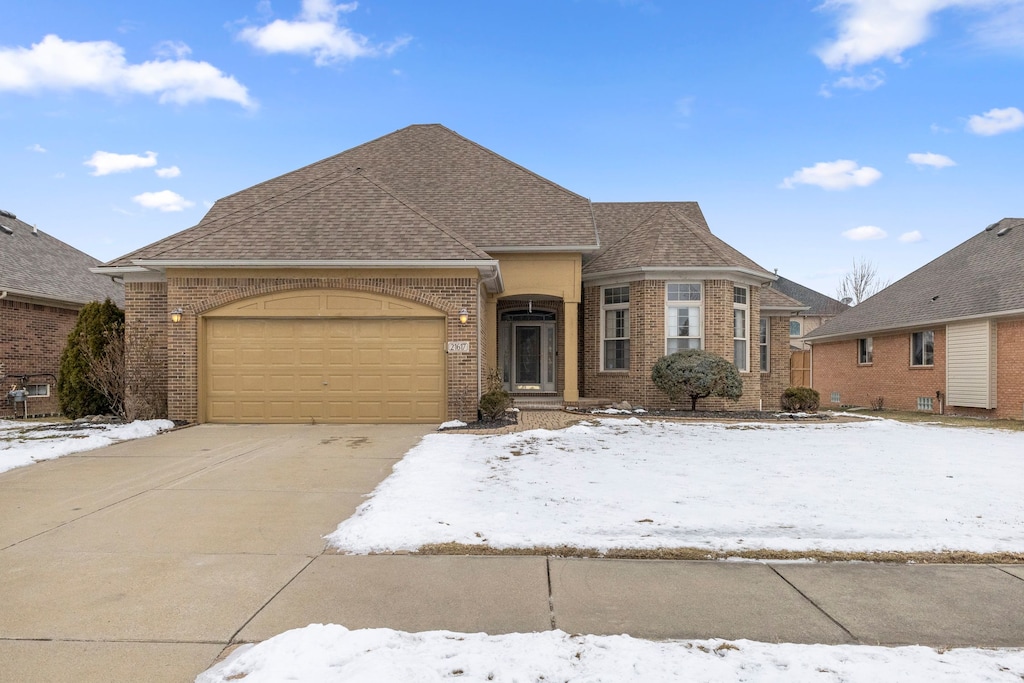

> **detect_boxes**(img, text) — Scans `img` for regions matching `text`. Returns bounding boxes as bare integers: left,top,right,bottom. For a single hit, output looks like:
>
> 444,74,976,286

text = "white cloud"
132,190,194,212
816,0,1017,70
834,68,886,90
907,152,956,168
842,225,888,241
0,34,254,108
27,143,46,153
85,150,158,176
780,159,882,190
966,106,1024,135
238,0,411,66
155,165,181,178
899,230,924,242
154,40,192,59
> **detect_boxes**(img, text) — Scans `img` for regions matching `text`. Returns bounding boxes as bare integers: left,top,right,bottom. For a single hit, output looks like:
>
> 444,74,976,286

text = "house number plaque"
446,341,470,353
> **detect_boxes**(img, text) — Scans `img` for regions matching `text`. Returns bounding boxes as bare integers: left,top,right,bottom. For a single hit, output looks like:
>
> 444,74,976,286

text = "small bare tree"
836,257,890,305
81,324,166,422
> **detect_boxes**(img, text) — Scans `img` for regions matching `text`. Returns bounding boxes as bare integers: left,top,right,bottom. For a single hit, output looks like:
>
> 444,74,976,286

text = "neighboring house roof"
585,203,772,278
106,124,598,268
760,287,808,312
771,276,849,316
0,210,124,307
806,218,1024,341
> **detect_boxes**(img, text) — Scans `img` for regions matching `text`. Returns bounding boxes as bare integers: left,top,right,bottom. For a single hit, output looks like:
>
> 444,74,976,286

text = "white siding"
946,320,997,409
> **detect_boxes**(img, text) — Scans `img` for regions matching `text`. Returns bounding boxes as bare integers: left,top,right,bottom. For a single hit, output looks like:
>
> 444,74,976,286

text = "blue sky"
3,0,1022,296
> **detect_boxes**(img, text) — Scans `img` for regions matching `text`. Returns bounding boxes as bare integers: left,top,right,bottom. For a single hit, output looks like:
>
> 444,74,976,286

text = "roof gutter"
0,287,95,309
94,259,507,293
582,266,777,283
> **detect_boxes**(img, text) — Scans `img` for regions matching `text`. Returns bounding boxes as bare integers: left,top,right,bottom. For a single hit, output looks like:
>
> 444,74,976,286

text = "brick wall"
124,282,169,419
0,298,79,418
996,319,1024,420
761,315,791,410
811,329,946,413
127,273,480,423
582,279,768,411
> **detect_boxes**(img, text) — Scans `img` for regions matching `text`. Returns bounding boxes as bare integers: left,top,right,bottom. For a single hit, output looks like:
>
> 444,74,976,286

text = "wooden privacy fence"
790,350,811,387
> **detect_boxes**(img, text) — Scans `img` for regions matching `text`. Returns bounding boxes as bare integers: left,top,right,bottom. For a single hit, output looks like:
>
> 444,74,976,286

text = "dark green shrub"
478,368,513,421
57,299,124,419
651,349,743,411
781,386,820,412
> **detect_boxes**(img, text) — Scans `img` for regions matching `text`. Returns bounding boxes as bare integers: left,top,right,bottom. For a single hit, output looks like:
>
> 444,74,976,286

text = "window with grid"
666,283,702,353
733,286,748,372
25,384,50,397
911,330,934,366
602,285,630,370
759,318,769,372
789,320,801,337
858,338,873,364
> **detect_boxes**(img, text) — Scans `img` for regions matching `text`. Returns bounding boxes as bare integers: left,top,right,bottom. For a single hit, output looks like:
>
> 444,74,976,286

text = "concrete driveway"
4,422,1024,682
0,423,430,682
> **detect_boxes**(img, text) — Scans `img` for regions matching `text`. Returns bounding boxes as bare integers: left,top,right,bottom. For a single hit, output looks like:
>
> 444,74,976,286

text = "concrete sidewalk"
2,423,1024,682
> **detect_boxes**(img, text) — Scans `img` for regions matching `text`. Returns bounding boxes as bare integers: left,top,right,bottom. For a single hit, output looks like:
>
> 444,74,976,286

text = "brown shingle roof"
114,170,489,263
585,204,770,276
807,218,1024,340
0,211,123,306
770,276,848,315
107,124,597,266
761,286,807,311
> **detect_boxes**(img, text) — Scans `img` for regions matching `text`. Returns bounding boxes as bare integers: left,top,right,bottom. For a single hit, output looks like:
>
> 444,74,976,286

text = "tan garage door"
205,317,445,423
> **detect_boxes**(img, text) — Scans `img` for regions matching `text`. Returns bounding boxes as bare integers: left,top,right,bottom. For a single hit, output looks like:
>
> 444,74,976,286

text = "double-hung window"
602,285,630,370
666,283,702,353
759,318,769,372
733,286,749,372
858,337,873,365
911,330,934,367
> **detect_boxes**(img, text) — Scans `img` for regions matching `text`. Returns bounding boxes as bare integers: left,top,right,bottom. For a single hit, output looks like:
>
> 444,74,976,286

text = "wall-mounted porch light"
170,307,184,323
458,308,469,324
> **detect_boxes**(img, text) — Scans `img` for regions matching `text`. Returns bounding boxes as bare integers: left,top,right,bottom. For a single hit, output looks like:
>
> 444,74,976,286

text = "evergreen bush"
57,299,124,419
651,349,743,411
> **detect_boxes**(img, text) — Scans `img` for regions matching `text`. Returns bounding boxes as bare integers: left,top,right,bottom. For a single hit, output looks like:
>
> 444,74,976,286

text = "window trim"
759,317,769,373
857,337,873,365
789,319,802,337
910,330,934,367
665,282,703,354
25,383,51,398
601,285,630,371
733,286,749,373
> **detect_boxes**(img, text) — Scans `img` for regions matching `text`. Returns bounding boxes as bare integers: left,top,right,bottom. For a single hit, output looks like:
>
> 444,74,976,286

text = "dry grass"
844,408,1024,431
414,542,1024,564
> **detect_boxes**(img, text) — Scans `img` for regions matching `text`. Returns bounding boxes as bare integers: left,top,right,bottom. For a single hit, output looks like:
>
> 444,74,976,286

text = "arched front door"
500,309,556,392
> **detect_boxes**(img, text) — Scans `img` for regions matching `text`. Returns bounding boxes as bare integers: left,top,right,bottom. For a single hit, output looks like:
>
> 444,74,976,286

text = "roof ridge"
138,168,364,261
436,126,591,203
354,169,491,259
664,206,736,262
208,125,421,208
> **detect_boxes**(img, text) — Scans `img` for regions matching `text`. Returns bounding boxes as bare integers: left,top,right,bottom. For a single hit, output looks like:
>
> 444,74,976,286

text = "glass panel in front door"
515,326,542,387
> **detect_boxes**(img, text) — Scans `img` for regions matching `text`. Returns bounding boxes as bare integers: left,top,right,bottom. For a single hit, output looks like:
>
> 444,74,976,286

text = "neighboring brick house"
806,218,1024,420
0,209,124,418
768,276,849,350
96,124,800,424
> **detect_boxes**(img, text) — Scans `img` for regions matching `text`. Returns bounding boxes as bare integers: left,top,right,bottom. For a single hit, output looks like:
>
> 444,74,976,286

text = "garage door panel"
205,316,445,423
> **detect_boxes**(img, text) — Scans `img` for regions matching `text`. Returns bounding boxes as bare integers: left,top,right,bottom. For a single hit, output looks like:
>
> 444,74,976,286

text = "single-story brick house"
806,218,1024,420
0,209,124,418
97,125,803,424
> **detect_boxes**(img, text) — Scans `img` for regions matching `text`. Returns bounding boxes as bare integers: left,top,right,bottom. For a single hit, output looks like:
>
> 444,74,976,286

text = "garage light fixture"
170,307,183,323
459,308,469,324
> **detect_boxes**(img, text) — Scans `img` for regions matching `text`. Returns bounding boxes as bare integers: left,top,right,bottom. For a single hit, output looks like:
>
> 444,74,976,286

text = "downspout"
0,291,7,300
477,282,483,402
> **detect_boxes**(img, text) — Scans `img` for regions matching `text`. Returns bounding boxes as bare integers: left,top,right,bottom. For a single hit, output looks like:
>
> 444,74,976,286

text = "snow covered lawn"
0,419,175,474
199,626,1024,682
328,417,1024,554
